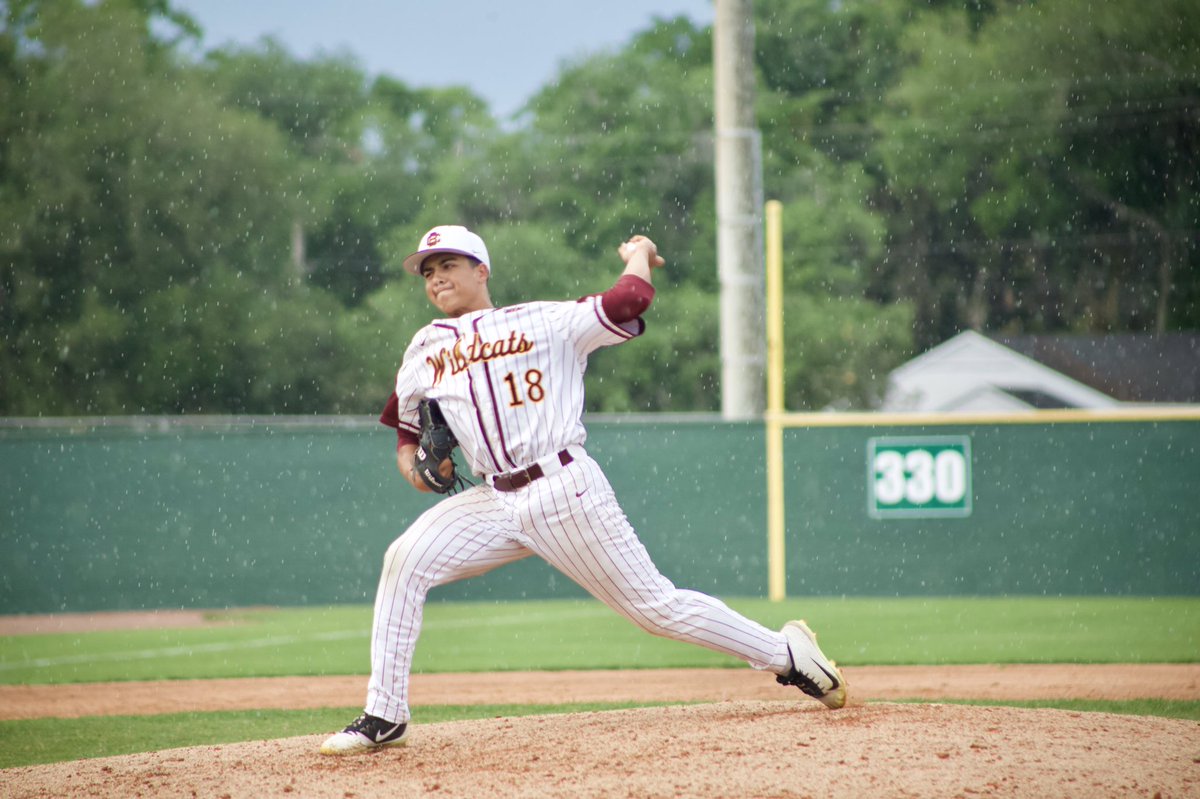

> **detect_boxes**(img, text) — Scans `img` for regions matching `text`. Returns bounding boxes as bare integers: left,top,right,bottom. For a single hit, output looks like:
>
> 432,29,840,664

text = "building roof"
880,330,1200,412
992,334,1200,403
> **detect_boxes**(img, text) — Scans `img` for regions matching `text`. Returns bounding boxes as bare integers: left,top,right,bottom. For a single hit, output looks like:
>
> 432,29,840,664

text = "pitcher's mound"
6,700,1196,798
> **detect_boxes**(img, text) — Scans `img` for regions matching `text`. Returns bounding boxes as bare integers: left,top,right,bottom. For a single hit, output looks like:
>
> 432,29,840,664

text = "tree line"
2,0,1195,416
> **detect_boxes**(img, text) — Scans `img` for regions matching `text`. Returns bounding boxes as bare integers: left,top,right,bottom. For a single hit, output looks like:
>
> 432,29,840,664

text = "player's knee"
380,534,420,582
636,617,673,638
628,595,686,637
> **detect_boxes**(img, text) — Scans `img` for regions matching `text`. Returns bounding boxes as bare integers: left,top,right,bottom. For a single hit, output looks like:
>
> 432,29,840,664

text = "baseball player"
320,225,846,755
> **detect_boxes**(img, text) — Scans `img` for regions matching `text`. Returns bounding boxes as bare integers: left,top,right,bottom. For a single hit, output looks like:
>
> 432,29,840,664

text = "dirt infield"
3,663,1199,720
0,610,229,636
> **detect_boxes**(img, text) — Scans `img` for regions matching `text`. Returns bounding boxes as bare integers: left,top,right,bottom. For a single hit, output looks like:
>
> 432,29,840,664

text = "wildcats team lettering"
427,331,535,385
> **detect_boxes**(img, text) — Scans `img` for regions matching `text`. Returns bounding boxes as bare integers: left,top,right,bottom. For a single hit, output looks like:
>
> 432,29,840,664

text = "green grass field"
4,596,1197,685
2,596,1197,768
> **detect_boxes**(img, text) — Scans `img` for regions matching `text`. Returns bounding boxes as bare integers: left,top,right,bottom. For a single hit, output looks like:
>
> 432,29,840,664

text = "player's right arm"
617,235,665,285
596,235,665,324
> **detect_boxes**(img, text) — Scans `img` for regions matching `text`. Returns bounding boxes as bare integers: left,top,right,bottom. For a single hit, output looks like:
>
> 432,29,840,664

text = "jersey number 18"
503,369,545,406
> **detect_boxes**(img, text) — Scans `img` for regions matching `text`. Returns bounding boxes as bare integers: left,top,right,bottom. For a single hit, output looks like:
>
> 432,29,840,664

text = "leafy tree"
875,0,1200,339
520,17,716,282
756,0,912,166
204,43,379,305
203,39,365,157
1,0,299,413
771,157,914,409
202,45,500,308
753,0,918,407
6,1,1189,418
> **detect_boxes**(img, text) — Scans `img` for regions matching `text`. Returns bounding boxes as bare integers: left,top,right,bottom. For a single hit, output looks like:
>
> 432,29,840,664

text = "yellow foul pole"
764,200,786,602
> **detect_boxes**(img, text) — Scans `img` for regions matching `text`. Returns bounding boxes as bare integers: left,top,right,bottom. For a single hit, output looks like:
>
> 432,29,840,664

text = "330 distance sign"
868,436,972,519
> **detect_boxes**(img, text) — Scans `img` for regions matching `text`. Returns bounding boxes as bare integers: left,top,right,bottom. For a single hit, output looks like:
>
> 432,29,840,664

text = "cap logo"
426,231,441,247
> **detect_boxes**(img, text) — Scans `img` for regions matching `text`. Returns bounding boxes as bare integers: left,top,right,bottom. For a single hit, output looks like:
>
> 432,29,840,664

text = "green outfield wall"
1,415,1196,613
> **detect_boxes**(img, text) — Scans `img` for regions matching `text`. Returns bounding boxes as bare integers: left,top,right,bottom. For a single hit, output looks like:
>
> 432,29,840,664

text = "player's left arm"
396,441,452,493
386,398,455,493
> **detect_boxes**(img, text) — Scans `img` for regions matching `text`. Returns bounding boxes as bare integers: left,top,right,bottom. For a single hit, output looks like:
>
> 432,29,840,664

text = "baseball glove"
415,398,460,494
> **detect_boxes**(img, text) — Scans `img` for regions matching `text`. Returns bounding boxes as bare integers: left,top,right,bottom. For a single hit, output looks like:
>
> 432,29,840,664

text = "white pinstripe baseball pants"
365,449,792,724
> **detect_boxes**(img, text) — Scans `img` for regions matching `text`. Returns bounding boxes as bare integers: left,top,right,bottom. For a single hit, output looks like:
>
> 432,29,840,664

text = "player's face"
421,253,491,317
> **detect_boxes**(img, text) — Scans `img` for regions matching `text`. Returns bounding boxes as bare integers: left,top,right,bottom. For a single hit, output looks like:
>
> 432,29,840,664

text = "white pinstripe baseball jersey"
393,296,640,476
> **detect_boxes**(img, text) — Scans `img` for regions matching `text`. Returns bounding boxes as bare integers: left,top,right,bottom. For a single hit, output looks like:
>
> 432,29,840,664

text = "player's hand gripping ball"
619,235,666,268
415,398,460,494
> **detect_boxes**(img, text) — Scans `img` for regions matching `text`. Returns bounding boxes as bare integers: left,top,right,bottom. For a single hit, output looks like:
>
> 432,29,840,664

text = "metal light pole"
714,0,765,420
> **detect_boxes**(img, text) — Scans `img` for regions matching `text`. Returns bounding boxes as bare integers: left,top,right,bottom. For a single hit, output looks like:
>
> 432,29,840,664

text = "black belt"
491,450,574,492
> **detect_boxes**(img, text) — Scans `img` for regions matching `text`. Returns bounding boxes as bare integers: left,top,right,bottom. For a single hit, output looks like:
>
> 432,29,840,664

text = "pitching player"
320,225,846,755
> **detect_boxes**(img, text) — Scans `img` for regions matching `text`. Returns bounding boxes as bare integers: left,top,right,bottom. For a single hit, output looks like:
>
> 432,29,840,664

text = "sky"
168,0,715,120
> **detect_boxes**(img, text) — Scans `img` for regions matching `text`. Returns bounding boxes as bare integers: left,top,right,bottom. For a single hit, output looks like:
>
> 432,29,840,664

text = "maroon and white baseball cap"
402,225,491,275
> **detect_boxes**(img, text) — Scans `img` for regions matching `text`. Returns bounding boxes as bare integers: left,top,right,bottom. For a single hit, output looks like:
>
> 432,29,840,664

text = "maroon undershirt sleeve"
599,274,655,324
379,392,400,428
379,392,419,450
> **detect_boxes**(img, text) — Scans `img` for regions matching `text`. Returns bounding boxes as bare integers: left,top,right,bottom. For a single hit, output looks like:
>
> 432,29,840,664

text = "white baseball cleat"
319,712,409,755
777,619,848,709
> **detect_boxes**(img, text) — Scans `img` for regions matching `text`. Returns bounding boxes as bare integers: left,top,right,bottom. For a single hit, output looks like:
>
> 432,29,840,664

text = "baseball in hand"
620,236,665,268
622,236,642,248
